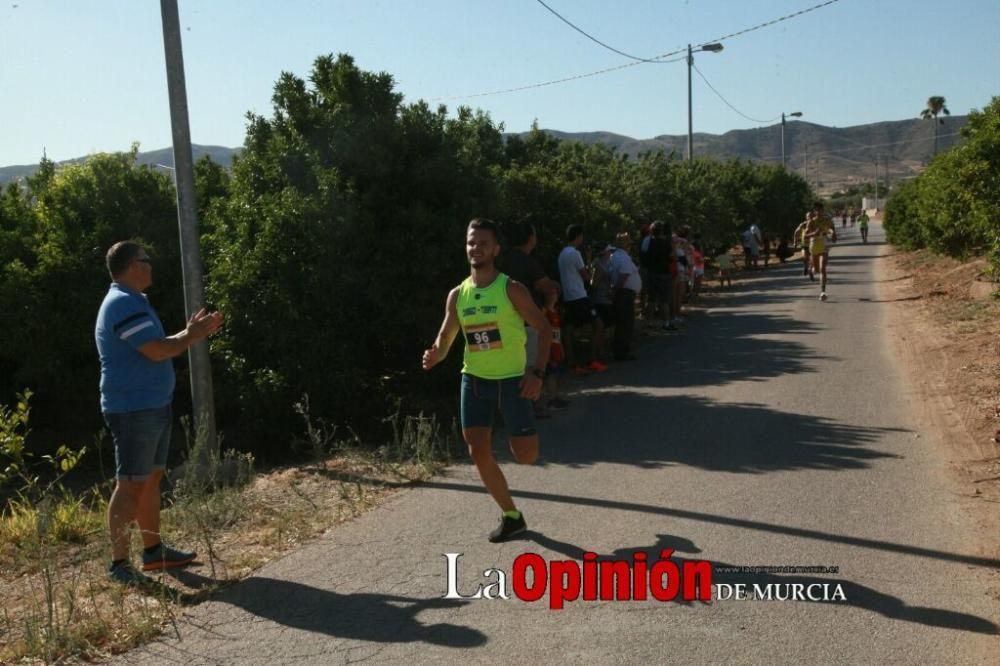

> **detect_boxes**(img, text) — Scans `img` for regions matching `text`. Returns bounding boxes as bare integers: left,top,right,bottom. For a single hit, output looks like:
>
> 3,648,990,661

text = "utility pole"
780,111,803,168
874,154,879,209
160,0,217,452
687,45,693,161
685,42,723,161
884,155,890,195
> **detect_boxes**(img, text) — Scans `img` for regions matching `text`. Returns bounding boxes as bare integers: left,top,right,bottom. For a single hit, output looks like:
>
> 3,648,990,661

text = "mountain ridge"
1,116,967,191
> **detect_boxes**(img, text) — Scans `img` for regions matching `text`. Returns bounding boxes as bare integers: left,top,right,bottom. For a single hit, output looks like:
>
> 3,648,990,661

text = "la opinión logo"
443,550,713,610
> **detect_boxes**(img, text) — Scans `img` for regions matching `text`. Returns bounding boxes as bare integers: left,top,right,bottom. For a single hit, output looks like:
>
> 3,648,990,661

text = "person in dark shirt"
499,221,562,415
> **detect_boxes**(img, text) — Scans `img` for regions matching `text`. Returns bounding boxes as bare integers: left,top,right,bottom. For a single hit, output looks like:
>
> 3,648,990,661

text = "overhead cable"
534,0,669,64
692,64,778,124
431,0,843,101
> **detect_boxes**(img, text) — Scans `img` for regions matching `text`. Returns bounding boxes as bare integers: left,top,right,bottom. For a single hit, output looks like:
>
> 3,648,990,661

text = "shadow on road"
524,532,999,635
532,392,903,473
392,479,1000,570
182,576,487,647
627,310,827,387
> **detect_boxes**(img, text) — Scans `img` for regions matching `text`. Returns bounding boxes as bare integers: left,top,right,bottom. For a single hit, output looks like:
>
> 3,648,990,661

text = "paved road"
127,223,999,664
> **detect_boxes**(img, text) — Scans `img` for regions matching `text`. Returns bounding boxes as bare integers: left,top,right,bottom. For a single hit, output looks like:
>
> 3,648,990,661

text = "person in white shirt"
557,225,607,372
607,233,642,361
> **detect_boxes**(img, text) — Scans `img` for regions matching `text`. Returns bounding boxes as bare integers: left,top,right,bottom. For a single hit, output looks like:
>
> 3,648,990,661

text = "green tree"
203,54,504,451
0,150,181,429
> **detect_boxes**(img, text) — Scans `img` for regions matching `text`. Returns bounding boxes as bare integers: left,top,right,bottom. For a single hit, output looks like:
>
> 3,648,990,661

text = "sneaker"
820,292,828,302
109,560,153,587
141,543,196,571
587,360,608,372
663,323,679,332
571,364,592,375
488,513,527,543
548,398,570,409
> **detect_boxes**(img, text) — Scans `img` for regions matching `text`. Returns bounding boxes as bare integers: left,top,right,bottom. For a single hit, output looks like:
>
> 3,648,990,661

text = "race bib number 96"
465,323,503,351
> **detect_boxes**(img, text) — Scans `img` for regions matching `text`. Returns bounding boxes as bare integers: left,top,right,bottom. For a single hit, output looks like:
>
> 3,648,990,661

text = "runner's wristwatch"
530,367,546,380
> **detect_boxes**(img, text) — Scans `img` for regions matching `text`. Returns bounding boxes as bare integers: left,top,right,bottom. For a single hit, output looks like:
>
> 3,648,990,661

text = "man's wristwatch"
530,367,546,380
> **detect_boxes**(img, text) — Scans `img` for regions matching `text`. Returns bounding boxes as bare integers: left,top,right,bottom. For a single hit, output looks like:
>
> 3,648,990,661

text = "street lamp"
781,111,802,168
687,42,724,160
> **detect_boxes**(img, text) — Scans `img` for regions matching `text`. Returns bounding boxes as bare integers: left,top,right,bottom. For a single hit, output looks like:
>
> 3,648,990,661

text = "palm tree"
920,96,951,156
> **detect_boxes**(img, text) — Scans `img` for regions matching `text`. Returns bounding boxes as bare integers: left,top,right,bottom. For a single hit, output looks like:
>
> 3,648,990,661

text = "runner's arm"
508,280,550,400
422,288,461,371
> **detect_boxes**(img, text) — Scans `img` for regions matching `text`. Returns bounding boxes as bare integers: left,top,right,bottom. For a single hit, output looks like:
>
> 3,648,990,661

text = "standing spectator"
672,227,689,321
499,220,561,417
690,239,705,301
96,241,223,586
715,248,734,288
590,243,615,327
608,233,642,360
740,226,754,270
557,225,608,372
645,221,672,328
638,223,652,318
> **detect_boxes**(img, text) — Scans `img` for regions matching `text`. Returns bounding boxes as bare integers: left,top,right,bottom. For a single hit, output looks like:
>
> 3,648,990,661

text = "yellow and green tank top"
456,273,526,379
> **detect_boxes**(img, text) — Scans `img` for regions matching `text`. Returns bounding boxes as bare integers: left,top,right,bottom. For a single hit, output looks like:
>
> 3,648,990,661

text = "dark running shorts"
460,374,536,437
564,298,599,326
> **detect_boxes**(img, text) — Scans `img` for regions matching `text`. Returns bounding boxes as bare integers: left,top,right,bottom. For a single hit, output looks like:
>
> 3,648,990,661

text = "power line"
534,0,668,64
432,0,842,102
692,63,778,124
697,0,842,51
429,55,686,102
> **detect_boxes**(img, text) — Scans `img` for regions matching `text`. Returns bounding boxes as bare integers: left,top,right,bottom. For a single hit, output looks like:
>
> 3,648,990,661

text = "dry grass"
0,443,445,663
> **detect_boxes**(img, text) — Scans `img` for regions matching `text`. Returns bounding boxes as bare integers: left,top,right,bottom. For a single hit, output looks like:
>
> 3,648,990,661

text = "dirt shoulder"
875,223,1000,565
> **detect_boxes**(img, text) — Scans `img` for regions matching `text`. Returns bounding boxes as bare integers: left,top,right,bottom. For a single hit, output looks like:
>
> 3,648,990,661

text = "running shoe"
141,543,197,571
663,323,679,332
548,398,570,409
488,514,527,543
820,292,828,302
587,360,608,372
109,560,153,587
571,364,593,375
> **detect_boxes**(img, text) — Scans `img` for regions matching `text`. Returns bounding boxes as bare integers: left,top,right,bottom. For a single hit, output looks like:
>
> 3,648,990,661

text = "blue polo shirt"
95,283,175,413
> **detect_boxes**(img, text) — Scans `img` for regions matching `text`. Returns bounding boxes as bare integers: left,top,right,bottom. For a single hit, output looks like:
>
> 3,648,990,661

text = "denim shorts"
460,374,536,437
103,404,172,481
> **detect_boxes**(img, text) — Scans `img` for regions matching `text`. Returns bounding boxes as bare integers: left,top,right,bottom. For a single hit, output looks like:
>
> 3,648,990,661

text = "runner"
422,218,552,542
794,215,814,280
804,202,837,301
858,209,870,244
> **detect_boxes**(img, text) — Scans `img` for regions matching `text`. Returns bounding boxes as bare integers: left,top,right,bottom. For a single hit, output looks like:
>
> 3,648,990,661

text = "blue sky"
1,0,998,166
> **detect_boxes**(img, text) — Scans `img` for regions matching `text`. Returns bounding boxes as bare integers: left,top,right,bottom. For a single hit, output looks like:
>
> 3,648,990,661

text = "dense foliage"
2,54,814,456
885,96,1000,275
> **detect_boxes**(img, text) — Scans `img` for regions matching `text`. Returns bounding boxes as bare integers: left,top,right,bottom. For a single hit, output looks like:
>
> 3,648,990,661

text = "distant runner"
858,210,870,243
423,218,552,542
794,216,814,280
804,202,837,301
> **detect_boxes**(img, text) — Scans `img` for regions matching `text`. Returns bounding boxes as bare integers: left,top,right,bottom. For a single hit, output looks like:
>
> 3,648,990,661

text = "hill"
538,115,967,193
0,145,240,186
0,116,966,192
